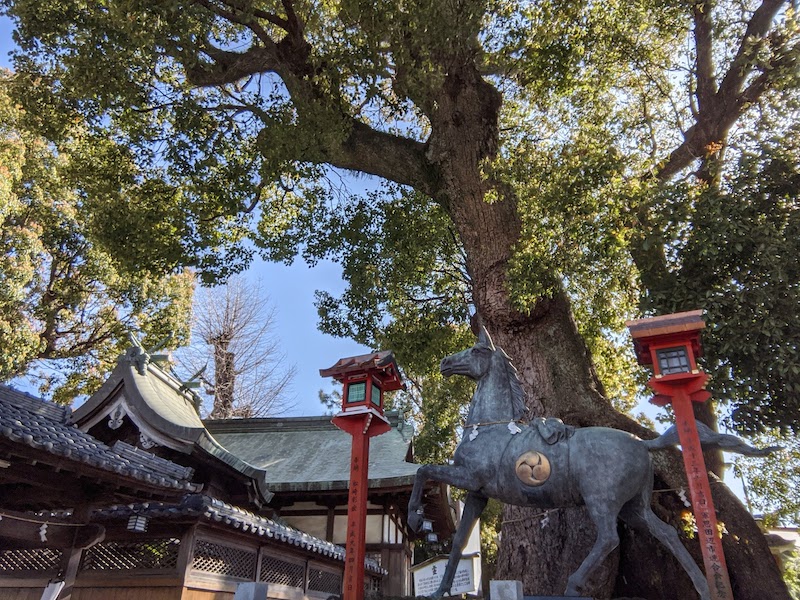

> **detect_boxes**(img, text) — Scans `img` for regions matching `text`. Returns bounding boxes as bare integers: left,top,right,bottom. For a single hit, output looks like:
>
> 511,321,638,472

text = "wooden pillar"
57,505,92,600
671,390,734,600
332,411,391,600
326,505,336,542
342,421,371,600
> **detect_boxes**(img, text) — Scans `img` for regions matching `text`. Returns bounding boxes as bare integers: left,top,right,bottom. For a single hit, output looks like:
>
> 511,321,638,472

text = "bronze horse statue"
408,327,776,599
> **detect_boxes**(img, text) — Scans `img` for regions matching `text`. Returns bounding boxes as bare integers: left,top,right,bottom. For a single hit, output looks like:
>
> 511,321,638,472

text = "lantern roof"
626,310,705,367
626,309,705,340
319,350,404,391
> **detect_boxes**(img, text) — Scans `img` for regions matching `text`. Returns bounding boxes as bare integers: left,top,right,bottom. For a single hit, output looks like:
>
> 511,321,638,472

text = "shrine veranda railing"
0,527,382,596
0,547,62,573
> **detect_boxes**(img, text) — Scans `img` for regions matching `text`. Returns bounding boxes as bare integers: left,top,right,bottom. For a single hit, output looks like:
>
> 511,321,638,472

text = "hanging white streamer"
540,512,550,529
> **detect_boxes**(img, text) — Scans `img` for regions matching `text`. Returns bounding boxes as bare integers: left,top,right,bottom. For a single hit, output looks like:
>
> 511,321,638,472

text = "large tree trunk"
426,64,788,599
483,295,787,599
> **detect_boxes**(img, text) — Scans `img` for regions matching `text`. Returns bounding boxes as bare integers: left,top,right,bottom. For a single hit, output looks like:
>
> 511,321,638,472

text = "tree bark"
210,338,235,419
482,284,788,599
417,54,789,598
177,2,790,595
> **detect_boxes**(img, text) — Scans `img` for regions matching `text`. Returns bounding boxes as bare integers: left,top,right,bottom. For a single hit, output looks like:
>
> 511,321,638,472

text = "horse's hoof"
564,580,584,597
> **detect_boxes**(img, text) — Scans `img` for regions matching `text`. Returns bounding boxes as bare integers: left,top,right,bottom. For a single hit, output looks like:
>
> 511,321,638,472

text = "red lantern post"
627,310,733,600
320,351,404,600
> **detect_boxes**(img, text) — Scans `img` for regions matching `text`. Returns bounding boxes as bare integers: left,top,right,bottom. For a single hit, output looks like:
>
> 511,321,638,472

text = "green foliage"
0,71,194,402
479,497,503,579
785,552,800,600
496,100,645,414
644,121,800,434
3,0,799,515
733,430,800,526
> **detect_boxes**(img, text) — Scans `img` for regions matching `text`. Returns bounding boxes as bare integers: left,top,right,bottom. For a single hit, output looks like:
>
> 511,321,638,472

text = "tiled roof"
0,384,201,493
205,412,420,493
0,385,71,422
319,351,404,391
626,309,705,339
92,494,387,575
69,347,274,504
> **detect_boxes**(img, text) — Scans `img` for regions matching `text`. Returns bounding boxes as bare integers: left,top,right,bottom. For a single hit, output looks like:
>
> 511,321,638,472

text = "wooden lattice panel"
308,567,343,595
259,553,305,587
0,547,62,571
191,539,256,580
80,538,180,571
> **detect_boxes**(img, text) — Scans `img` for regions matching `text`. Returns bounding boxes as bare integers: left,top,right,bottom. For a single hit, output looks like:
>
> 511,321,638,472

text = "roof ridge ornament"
125,331,175,375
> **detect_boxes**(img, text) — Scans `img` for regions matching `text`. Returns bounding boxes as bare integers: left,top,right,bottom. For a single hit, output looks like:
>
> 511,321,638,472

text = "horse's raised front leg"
431,491,488,599
408,464,480,533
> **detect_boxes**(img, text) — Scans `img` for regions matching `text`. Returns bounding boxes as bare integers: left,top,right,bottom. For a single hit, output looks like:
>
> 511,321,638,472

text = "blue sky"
0,14,369,416
0,15,755,503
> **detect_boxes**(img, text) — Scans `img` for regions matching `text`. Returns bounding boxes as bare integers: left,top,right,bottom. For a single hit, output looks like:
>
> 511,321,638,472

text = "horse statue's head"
440,326,527,422
440,325,496,380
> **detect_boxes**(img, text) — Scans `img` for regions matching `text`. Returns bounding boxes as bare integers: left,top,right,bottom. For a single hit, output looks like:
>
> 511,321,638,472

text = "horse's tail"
642,420,781,457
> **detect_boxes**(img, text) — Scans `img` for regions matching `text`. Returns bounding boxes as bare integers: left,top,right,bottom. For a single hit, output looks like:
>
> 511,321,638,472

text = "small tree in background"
176,276,296,419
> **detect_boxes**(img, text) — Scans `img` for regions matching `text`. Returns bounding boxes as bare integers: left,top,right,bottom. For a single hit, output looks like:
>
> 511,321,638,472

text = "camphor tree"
2,0,798,597
0,69,194,403
174,275,296,419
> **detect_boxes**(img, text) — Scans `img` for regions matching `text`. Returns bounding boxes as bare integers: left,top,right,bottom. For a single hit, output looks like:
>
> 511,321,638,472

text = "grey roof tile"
0,385,70,422
0,384,201,493
69,347,273,504
92,494,386,575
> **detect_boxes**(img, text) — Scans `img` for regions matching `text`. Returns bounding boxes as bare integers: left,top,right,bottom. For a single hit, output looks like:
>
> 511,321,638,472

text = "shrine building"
0,346,455,600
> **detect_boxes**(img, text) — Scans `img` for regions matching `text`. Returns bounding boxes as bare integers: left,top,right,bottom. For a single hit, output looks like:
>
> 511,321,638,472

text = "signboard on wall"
411,554,481,597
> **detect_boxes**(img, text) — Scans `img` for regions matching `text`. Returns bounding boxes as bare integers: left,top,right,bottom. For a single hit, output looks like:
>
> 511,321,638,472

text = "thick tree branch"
740,38,800,103
630,0,789,298
217,0,290,31
717,0,786,100
183,1,437,197
324,121,436,195
656,0,787,181
693,0,716,113
185,45,278,87
193,0,271,44
280,0,304,37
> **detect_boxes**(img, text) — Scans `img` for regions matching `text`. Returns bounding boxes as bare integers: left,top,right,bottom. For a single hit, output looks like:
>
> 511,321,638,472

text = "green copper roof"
71,346,205,446
205,412,420,493
70,346,273,503
124,351,208,442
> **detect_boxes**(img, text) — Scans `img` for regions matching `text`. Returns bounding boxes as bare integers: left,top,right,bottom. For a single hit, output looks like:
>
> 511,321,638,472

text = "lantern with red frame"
627,309,711,406
320,351,404,600
321,351,403,417
626,310,733,600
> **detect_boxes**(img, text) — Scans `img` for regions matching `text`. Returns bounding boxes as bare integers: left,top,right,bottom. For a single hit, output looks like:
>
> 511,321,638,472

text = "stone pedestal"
523,597,593,600
489,579,591,600
234,583,269,600
234,582,304,600
490,580,524,600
